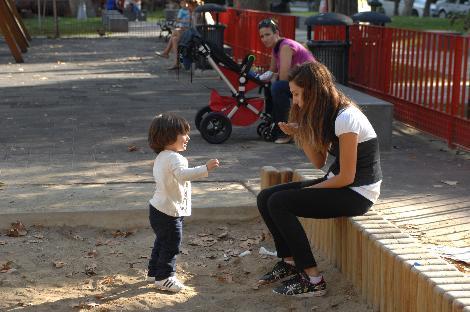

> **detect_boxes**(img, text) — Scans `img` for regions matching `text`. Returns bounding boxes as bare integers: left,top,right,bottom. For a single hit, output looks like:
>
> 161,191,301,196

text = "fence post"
448,36,463,148
381,27,393,94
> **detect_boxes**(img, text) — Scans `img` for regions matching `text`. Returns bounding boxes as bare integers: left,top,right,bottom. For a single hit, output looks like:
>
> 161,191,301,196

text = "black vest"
327,137,382,187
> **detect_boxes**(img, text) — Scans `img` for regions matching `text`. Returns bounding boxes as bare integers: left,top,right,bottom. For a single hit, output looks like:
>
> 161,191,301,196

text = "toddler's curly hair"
148,113,190,153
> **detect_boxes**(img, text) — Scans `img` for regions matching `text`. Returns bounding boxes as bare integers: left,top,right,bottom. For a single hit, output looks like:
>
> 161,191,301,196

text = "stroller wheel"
262,127,275,142
200,112,232,144
195,106,212,131
257,122,269,137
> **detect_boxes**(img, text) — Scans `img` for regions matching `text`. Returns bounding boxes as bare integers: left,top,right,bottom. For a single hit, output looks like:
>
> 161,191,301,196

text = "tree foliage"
234,0,270,11
332,0,357,15
402,0,414,16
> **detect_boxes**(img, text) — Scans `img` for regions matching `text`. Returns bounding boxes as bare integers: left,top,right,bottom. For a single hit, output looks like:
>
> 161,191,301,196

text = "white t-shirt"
326,106,382,203
149,150,208,217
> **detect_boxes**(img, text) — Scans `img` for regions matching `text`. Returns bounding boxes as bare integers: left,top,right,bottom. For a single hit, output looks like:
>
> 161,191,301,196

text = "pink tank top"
273,38,315,72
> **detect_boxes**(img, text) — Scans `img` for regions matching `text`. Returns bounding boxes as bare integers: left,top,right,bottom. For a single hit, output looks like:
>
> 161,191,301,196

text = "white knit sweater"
149,150,208,217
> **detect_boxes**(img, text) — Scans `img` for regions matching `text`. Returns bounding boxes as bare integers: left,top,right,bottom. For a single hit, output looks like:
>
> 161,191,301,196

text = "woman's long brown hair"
287,61,356,152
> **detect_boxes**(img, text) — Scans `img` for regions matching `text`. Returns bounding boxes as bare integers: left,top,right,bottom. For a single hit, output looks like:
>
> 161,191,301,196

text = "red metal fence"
220,10,469,149
312,24,469,149
219,8,296,70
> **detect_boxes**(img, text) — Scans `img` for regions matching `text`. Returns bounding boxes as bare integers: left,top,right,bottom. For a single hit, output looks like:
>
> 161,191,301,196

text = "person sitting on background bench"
256,61,382,297
156,0,192,70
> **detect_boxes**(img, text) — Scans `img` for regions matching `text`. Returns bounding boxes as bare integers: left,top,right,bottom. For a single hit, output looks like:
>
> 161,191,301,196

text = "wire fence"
22,8,164,38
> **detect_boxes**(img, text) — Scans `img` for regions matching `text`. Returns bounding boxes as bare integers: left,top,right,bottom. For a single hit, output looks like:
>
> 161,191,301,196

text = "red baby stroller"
179,28,275,144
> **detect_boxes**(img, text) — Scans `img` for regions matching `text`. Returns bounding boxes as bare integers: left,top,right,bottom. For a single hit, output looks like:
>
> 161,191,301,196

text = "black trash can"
367,0,382,12
194,3,227,69
195,24,226,50
351,11,391,26
307,40,349,85
305,13,353,85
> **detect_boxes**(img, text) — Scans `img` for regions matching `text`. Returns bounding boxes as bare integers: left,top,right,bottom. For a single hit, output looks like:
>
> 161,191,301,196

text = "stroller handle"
241,54,256,77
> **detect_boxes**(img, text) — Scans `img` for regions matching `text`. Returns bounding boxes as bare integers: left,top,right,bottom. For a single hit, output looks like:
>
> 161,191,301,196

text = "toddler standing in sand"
146,113,219,292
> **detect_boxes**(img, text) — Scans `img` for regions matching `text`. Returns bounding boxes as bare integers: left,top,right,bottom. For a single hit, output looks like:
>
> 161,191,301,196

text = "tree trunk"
309,0,319,11
394,0,400,16
333,0,357,15
234,0,270,11
403,0,414,16
423,0,432,17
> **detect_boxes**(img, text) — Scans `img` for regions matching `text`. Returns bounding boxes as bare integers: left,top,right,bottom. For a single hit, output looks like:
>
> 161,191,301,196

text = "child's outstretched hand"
206,159,220,171
278,122,299,136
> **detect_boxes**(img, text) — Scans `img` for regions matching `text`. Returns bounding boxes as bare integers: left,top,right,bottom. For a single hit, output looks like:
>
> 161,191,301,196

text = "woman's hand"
278,122,298,136
258,71,273,82
206,159,220,171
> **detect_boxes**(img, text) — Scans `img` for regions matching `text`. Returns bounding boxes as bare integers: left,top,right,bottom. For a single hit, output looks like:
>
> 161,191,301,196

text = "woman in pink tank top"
258,18,315,144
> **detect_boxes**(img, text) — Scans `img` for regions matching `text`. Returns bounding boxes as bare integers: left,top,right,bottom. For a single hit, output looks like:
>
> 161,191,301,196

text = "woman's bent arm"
311,132,358,189
303,143,328,169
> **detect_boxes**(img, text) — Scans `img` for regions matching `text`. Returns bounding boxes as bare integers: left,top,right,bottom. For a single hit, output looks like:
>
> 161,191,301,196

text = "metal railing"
317,24,469,149
352,25,469,149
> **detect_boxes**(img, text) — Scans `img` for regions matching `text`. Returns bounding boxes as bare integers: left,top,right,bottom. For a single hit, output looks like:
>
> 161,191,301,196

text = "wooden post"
1,0,28,52
0,1,23,63
451,294,470,312
5,0,31,43
432,278,470,312
260,166,280,190
278,167,293,184
442,291,470,312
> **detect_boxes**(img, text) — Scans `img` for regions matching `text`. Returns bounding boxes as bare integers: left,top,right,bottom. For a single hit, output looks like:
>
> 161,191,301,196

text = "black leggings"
257,178,373,270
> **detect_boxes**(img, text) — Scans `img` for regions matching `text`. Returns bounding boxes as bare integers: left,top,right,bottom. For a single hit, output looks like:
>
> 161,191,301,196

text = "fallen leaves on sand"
7,221,27,237
95,239,112,246
52,260,66,268
85,250,98,258
72,301,100,309
188,235,218,247
216,272,234,283
239,235,264,250
1,261,14,273
112,230,135,238
100,275,116,285
128,145,139,152
217,232,228,239
17,302,32,307
85,263,97,276
399,224,423,238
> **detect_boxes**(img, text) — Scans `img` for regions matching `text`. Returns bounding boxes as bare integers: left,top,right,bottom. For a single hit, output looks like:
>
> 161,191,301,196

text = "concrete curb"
0,203,259,230
0,181,259,229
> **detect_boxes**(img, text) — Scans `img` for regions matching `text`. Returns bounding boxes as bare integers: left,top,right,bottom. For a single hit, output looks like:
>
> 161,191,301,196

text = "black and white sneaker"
154,276,185,293
258,261,297,286
273,272,327,297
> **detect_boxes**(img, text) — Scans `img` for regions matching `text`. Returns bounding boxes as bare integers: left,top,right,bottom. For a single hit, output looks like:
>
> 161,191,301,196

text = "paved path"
0,38,469,251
